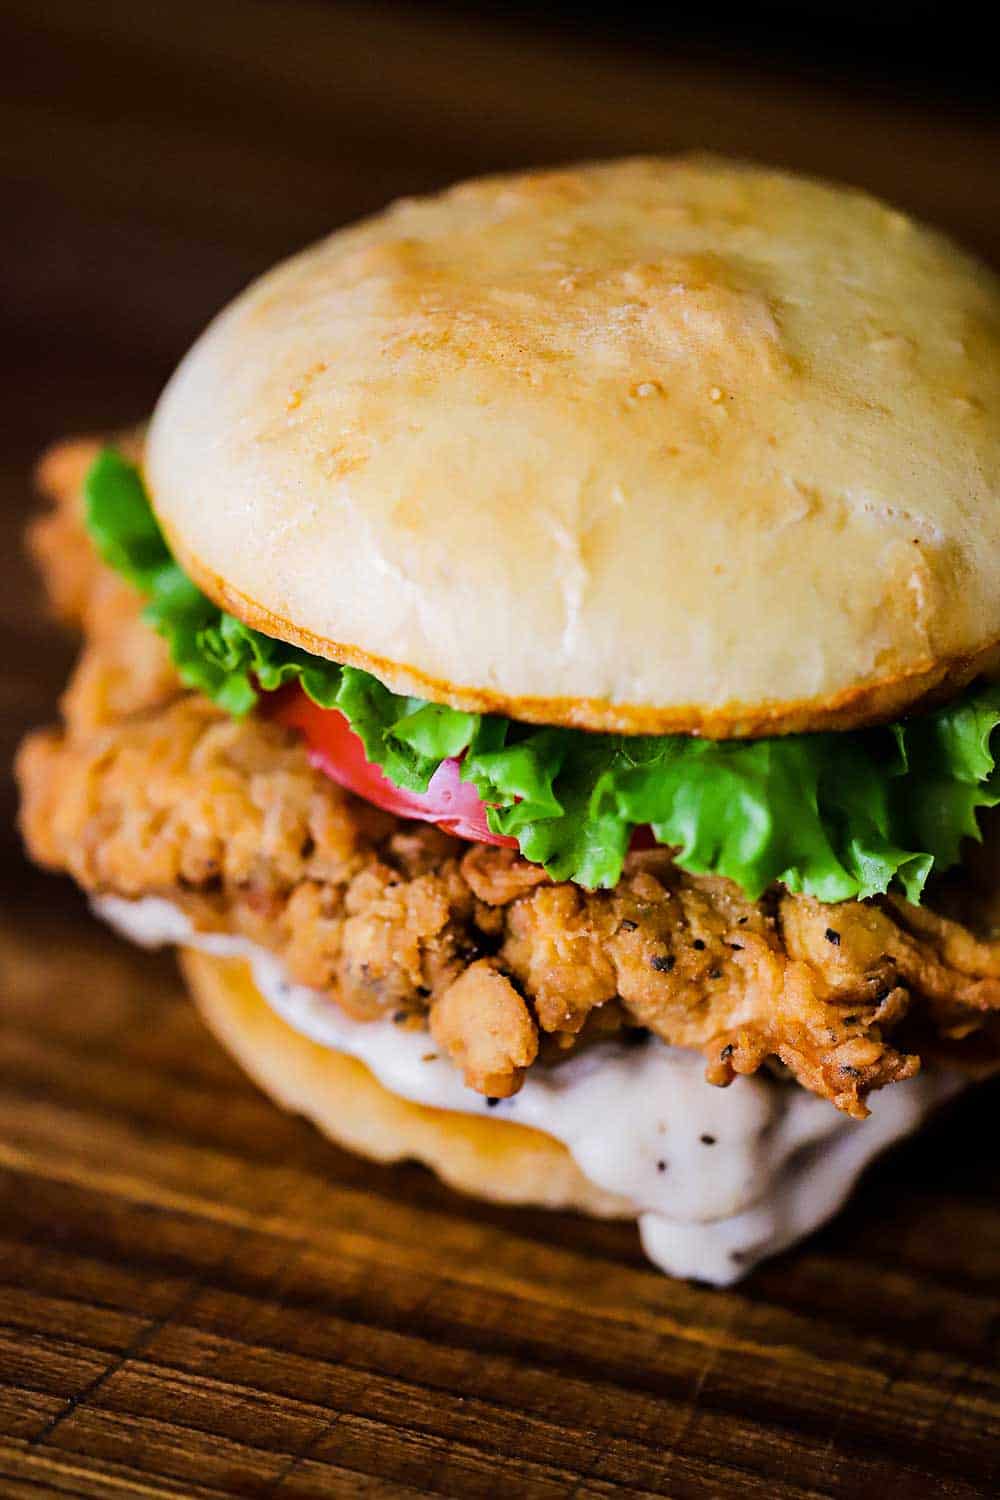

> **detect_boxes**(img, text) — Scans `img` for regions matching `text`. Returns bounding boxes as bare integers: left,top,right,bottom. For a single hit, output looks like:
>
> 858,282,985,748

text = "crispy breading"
17,440,1000,1115
430,960,539,1097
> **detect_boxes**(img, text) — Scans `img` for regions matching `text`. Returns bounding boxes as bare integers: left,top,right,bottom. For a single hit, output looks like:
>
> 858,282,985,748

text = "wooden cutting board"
2,4,998,1494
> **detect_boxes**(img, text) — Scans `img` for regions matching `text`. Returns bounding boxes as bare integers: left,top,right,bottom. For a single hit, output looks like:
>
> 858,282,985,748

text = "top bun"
146,156,1000,737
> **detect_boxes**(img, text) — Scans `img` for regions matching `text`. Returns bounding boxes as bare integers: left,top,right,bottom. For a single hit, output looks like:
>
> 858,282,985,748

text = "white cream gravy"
95,895,963,1285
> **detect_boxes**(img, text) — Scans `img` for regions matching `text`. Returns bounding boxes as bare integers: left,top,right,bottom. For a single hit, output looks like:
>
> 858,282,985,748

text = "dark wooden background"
2,3,999,1495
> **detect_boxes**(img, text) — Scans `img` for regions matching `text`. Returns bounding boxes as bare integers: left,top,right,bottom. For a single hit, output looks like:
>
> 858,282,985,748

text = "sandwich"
17,156,1000,1284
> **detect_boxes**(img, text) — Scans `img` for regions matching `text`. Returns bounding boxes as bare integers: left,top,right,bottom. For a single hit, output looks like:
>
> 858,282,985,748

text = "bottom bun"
180,947,632,1218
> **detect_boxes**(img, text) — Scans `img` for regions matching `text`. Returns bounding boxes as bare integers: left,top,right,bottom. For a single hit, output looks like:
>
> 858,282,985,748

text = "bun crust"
180,948,632,1217
149,157,1000,736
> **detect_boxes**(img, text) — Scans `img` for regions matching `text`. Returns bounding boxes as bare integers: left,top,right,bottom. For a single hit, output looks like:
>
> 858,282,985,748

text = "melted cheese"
95,895,962,1284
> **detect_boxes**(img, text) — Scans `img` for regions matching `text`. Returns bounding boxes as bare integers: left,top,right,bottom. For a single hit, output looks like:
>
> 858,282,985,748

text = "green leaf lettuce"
84,447,1000,901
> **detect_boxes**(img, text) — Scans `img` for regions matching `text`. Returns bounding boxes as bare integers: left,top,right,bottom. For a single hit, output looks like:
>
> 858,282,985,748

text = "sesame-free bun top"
146,156,1000,737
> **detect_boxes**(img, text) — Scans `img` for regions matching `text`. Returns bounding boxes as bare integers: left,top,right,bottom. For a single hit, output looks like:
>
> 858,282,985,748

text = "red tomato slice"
270,686,519,847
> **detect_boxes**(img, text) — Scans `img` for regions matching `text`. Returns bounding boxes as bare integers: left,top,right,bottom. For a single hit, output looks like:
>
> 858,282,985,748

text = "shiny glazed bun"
147,156,1000,737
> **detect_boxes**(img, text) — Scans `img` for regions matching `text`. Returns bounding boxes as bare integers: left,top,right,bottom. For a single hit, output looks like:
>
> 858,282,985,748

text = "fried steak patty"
18,441,1000,1116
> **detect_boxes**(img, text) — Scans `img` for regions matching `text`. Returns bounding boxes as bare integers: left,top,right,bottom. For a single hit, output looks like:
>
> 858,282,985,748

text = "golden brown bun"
180,948,632,1217
148,157,1000,737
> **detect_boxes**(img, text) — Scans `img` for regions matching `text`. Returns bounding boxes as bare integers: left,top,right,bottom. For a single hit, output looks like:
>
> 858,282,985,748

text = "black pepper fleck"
700,1134,717,1146
727,942,743,950
720,1043,735,1060
656,1160,667,1173
737,916,748,925
619,918,638,932
708,967,723,980
650,954,676,973
486,1097,500,1108
825,928,841,946
840,1064,862,1078
692,938,706,951
624,1026,651,1047
392,1010,407,1025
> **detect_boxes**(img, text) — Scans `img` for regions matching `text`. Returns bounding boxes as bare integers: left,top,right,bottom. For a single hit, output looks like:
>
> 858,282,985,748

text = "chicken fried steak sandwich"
18,157,1000,1282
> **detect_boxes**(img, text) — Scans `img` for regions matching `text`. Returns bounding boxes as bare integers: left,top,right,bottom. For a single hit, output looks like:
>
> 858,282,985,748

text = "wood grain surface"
2,4,999,1495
